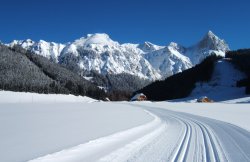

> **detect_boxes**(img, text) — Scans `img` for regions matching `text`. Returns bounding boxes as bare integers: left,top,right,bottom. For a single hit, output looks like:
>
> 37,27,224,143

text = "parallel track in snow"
106,105,250,162
29,104,250,162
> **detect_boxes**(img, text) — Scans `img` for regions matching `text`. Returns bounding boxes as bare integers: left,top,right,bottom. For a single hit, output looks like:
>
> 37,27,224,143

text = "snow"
0,91,250,162
144,46,192,78
60,34,162,80
135,101,250,132
72,33,120,51
7,39,65,62
29,111,162,162
137,41,164,53
29,101,250,162
131,93,146,101
131,102,250,162
83,76,93,81
0,91,96,103
1,91,250,162
0,92,153,162
185,31,229,65
222,96,250,103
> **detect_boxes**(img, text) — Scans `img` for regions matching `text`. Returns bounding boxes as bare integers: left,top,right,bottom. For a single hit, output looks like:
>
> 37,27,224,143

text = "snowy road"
30,103,250,162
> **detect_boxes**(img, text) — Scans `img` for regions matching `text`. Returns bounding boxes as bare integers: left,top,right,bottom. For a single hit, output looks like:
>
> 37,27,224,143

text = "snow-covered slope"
0,91,96,103
186,59,247,101
8,39,65,62
59,34,162,80
7,31,229,80
185,31,229,64
137,41,164,53
145,42,192,78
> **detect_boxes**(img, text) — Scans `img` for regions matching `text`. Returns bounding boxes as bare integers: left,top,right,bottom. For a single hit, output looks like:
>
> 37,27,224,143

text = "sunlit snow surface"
0,91,152,162
1,91,250,162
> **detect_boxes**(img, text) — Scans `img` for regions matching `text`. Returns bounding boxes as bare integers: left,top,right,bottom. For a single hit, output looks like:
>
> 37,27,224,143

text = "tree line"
226,49,250,94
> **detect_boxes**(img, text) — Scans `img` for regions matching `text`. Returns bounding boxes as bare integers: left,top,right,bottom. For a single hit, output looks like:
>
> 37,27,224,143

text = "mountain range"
7,31,229,80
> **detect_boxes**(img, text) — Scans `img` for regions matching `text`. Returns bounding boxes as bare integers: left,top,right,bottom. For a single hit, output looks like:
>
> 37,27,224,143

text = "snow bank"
0,91,96,103
222,96,250,103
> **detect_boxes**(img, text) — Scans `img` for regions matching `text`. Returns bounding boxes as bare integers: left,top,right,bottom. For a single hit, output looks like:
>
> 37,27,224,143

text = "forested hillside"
135,55,222,101
226,49,250,94
0,45,105,100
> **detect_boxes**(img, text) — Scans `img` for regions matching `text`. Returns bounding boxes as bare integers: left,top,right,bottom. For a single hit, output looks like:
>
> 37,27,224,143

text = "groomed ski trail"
29,104,250,162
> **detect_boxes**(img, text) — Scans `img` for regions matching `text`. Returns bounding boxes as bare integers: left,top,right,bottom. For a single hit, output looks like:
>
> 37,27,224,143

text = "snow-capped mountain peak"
67,33,121,54
197,30,229,51
185,31,230,64
138,41,164,53
8,39,65,62
74,33,119,48
207,30,216,37
168,42,186,54
9,39,35,49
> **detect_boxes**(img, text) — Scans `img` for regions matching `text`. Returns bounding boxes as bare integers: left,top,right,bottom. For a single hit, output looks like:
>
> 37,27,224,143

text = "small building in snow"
197,96,214,103
131,93,147,101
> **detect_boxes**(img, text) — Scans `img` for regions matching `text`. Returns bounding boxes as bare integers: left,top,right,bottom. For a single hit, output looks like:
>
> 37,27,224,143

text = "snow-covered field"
1,91,250,162
0,92,152,162
0,91,97,103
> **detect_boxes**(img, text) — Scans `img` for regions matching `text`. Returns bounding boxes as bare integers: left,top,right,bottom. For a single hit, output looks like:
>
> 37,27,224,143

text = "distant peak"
141,41,154,47
144,41,153,45
168,42,186,53
138,41,164,53
86,33,110,39
207,30,215,36
24,39,34,43
204,30,218,39
38,40,47,43
169,42,178,47
138,41,156,52
73,33,118,48
195,30,230,52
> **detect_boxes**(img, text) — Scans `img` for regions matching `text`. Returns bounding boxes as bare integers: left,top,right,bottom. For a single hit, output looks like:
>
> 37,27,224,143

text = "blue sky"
0,0,249,49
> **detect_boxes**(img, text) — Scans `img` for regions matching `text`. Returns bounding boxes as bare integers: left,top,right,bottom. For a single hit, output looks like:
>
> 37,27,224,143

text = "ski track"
29,104,250,162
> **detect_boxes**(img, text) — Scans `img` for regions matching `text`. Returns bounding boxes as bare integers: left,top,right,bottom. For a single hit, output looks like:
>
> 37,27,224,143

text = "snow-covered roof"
131,93,146,101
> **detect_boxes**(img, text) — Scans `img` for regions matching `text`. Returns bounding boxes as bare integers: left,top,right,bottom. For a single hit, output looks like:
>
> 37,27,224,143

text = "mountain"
144,42,192,78
59,34,161,80
7,31,229,80
185,31,230,64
